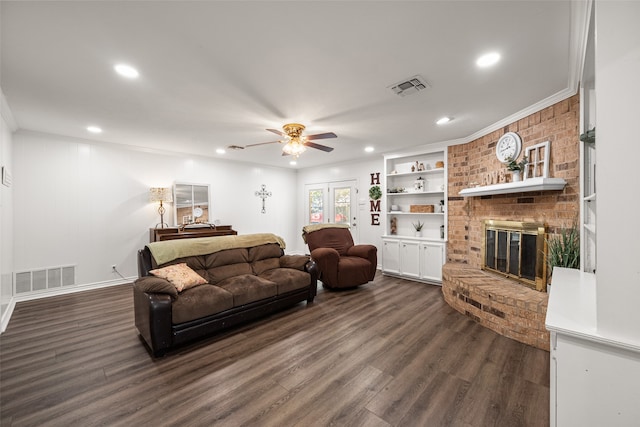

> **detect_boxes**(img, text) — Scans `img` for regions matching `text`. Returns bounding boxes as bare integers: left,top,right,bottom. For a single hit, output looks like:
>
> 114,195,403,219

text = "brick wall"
446,94,581,268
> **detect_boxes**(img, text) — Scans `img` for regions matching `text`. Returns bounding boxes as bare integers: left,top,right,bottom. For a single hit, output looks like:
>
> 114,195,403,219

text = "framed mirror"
173,182,210,225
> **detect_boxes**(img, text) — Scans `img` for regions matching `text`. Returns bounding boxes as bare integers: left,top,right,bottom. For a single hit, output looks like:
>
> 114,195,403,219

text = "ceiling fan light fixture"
282,138,306,156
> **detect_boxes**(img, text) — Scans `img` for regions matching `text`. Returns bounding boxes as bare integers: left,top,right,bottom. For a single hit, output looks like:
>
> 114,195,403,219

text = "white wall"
13,131,299,288
1,91,16,329
595,0,640,344
295,156,385,257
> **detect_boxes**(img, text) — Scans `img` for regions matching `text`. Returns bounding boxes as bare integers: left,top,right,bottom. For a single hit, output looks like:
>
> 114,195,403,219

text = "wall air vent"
15,265,75,294
388,75,431,97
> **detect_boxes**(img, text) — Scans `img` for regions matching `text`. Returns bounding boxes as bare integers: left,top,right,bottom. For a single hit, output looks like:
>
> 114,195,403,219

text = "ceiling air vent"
388,75,430,97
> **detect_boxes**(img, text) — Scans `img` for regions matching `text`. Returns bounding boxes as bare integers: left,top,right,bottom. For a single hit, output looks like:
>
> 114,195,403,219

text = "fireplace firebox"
482,220,547,291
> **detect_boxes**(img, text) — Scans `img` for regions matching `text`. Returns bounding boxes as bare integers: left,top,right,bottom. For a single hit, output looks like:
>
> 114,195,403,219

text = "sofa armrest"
305,259,319,302
310,247,340,286
133,286,173,357
347,244,378,281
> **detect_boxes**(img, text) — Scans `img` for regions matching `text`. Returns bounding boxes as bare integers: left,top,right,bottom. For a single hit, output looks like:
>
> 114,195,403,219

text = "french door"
305,180,358,242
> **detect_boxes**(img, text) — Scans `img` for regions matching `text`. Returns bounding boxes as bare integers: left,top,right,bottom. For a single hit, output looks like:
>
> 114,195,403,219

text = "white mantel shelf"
459,177,567,197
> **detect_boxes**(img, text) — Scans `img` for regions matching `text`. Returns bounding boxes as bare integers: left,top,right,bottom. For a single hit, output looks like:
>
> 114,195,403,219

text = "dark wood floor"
0,273,549,426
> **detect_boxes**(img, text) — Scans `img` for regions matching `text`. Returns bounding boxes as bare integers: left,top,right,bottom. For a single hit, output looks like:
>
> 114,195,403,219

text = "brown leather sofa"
302,224,377,289
133,233,318,357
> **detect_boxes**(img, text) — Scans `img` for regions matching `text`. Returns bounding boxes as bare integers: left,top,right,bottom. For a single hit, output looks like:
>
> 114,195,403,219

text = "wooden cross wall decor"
255,184,272,214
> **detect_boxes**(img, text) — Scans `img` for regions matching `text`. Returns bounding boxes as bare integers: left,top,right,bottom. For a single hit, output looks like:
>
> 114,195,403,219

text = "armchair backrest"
304,226,354,255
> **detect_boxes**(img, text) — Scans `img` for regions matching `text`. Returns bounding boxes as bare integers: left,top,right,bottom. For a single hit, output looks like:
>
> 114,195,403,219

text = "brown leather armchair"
302,225,377,289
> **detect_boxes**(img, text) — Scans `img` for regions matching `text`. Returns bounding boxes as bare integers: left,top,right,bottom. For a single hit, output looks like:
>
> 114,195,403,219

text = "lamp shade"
149,187,173,203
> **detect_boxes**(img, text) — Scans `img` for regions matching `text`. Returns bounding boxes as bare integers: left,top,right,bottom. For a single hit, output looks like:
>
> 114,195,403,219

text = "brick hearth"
442,263,549,351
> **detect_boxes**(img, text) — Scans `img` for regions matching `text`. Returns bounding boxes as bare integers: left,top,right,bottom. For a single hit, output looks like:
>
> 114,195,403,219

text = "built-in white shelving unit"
382,148,447,283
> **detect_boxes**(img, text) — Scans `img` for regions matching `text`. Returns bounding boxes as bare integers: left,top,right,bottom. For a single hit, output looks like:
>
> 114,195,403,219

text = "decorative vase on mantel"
512,170,522,182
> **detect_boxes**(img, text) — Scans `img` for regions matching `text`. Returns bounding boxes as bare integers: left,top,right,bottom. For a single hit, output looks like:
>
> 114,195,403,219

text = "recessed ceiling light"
114,64,139,78
216,148,226,154
436,117,451,125
87,126,102,133
289,161,297,166
365,146,375,153
476,52,501,68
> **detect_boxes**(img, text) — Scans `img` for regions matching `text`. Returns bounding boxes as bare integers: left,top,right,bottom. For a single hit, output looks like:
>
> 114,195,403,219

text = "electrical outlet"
111,264,117,271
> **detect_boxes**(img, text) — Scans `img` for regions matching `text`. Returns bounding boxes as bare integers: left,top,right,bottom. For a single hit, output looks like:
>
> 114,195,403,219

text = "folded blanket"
148,233,286,266
302,223,350,243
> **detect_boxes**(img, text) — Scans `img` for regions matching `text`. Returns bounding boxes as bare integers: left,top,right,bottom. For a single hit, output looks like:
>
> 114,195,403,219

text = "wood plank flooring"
0,273,549,426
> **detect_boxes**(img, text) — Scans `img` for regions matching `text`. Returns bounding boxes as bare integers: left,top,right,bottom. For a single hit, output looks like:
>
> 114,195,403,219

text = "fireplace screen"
482,220,547,291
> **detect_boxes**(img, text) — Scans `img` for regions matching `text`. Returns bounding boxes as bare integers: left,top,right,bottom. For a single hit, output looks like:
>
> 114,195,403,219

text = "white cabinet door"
400,240,420,279
382,238,400,274
420,242,444,282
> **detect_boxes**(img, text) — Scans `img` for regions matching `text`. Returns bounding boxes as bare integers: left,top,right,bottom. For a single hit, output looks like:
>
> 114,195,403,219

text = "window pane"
334,187,350,224
309,189,324,224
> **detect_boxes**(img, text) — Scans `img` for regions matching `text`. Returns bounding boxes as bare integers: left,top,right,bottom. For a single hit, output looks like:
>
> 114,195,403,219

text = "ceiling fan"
228,123,337,157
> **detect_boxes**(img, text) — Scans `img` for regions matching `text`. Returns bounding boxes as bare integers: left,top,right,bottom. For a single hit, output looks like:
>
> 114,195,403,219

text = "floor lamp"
149,187,173,228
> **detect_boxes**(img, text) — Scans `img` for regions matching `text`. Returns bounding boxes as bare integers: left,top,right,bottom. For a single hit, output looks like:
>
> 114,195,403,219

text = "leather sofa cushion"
259,268,311,294
207,263,253,284
172,284,234,324
249,243,283,262
205,248,249,268
252,258,280,275
217,274,278,306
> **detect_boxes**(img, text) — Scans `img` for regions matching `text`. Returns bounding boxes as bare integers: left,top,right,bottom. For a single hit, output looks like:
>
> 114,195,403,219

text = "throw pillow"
149,263,207,292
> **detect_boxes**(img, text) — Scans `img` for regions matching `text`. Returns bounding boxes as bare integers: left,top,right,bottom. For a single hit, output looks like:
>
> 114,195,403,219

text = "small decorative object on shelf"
414,177,424,192
418,162,425,171
505,156,528,182
390,216,397,235
410,204,434,213
439,200,445,213
440,225,445,239
435,161,444,169
412,220,424,237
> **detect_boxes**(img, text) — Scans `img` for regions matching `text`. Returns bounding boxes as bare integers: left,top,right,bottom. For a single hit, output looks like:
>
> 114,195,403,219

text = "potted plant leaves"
412,220,424,237
505,156,528,182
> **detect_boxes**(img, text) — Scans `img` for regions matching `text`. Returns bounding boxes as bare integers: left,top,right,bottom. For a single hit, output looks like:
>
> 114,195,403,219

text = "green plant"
505,156,528,172
412,221,424,231
369,185,382,200
580,127,595,144
547,220,580,272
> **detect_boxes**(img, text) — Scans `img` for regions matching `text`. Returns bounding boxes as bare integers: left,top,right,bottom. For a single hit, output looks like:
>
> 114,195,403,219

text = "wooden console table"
150,225,237,242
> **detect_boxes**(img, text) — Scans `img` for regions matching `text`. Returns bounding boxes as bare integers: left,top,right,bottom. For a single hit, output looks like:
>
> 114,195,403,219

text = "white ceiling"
1,1,578,169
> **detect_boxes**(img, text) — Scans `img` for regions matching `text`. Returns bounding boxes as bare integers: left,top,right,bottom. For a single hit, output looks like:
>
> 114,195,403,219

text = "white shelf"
388,212,443,216
387,168,444,177
387,190,445,196
459,177,567,197
584,193,596,201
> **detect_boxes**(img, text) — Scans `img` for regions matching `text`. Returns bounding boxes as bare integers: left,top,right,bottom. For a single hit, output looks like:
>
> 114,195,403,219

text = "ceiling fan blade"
266,128,285,137
304,141,334,152
244,140,281,148
306,132,337,140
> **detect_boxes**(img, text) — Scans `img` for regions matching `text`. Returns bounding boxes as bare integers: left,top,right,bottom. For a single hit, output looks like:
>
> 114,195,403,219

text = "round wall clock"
193,207,203,218
495,132,522,163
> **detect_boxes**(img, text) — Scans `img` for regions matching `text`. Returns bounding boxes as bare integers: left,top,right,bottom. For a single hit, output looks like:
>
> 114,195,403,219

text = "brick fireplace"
442,94,580,350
